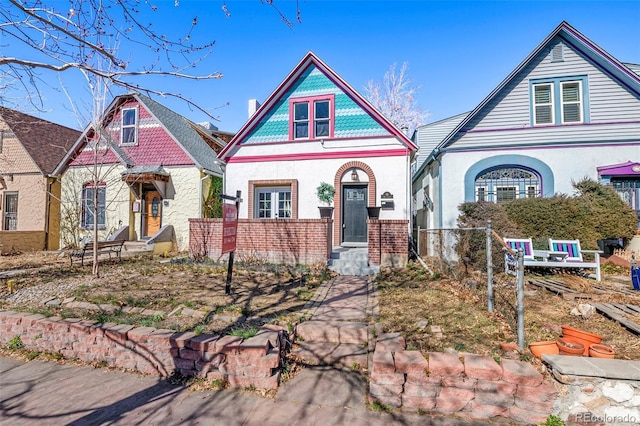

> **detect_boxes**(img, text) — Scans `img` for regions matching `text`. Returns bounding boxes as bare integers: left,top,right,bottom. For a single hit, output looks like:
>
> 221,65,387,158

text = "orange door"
144,191,161,237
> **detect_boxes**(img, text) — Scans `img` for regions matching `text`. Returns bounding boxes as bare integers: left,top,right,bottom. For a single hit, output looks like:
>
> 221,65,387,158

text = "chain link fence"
416,222,526,348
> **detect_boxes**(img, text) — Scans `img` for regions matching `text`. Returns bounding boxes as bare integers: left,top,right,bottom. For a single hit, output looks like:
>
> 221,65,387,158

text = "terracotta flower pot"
528,341,559,359
589,343,615,359
561,325,603,356
556,337,584,356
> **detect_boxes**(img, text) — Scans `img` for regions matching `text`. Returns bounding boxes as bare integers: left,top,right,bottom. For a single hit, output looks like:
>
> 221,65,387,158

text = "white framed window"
121,107,138,145
314,100,330,137
82,182,106,229
289,95,334,140
531,77,587,126
3,192,18,230
533,83,554,125
255,187,292,219
561,81,582,124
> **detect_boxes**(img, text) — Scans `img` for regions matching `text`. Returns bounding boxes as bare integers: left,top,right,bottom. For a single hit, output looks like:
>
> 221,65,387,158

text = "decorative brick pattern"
0,310,285,390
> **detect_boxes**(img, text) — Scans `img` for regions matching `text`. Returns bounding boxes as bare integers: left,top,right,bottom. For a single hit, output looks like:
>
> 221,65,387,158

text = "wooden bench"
70,240,125,266
503,237,603,281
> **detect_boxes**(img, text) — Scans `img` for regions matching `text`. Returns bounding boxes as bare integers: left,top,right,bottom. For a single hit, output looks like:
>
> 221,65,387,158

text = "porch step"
328,248,379,276
123,241,154,257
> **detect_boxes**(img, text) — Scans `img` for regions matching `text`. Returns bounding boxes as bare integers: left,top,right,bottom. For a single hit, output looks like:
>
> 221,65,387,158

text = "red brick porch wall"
189,218,332,265
367,220,409,267
0,310,284,389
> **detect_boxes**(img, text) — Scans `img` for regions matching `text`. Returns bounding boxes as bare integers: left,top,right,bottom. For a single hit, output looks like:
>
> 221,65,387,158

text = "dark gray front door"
342,185,367,243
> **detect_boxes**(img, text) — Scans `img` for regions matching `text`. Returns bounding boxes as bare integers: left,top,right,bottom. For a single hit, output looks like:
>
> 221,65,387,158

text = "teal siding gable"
244,65,387,144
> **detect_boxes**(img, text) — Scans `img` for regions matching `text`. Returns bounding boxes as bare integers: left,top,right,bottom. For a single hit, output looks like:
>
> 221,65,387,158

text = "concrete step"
296,321,368,345
328,264,379,276
293,341,368,369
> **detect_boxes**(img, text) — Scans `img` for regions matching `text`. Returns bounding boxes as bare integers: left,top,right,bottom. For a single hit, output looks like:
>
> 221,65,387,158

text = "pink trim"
226,148,409,163
240,134,395,148
448,141,637,154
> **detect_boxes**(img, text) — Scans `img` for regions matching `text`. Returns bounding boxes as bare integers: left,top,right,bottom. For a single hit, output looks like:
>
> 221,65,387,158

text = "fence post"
417,226,421,256
486,220,493,312
517,247,525,349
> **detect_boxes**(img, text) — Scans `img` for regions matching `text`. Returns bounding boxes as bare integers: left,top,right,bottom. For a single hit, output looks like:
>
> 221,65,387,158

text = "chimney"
248,99,261,118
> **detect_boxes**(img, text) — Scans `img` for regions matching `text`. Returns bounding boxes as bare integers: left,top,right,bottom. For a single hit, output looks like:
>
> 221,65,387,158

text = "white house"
413,21,640,246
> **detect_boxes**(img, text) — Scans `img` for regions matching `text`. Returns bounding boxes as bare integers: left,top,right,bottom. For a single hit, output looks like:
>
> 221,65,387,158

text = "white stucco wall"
160,166,203,251
438,145,639,229
225,154,411,221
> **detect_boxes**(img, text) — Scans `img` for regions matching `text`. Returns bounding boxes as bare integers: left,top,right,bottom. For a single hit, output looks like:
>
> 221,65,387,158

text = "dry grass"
377,261,640,361
1,252,331,336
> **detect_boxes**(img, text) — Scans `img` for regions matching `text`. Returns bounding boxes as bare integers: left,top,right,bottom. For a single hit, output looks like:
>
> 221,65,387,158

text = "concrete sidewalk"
0,357,486,425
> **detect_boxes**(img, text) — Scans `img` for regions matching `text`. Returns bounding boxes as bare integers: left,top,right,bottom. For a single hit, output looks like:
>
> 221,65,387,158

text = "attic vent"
551,43,564,62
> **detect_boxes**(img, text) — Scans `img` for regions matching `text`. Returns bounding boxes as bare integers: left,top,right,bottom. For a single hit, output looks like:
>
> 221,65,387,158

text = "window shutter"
562,82,581,123
534,84,553,124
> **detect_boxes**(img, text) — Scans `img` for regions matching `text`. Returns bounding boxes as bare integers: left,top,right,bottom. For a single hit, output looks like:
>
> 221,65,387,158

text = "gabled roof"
54,93,228,176
434,21,640,153
219,52,417,161
0,107,80,175
413,112,470,177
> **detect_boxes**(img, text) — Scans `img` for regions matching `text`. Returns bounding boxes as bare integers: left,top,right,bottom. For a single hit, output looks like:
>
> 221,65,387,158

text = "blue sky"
6,0,640,132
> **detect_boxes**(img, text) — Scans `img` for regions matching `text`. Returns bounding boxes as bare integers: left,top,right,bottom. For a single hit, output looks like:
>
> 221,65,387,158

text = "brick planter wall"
367,220,409,267
370,333,557,423
189,218,332,265
0,310,285,389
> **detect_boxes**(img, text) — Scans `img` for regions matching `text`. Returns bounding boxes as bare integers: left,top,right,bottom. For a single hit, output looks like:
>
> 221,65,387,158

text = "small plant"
417,408,426,415
8,336,24,350
541,415,565,426
26,351,41,360
229,326,259,339
370,400,391,413
193,324,206,335
316,182,335,205
350,362,361,371
210,379,226,390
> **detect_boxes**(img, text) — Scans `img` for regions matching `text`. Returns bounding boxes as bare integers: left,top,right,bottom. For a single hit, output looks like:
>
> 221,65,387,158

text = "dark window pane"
315,120,329,137
294,102,309,120
295,122,308,138
123,109,136,126
315,100,329,119
122,127,136,144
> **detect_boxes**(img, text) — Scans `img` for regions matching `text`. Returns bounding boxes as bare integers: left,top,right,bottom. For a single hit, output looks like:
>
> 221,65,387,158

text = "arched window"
474,167,540,203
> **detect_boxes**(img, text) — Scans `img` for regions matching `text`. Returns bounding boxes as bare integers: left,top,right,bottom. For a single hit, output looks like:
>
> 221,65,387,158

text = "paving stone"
394,350,428,374
375,332,405,352
427,352,464,377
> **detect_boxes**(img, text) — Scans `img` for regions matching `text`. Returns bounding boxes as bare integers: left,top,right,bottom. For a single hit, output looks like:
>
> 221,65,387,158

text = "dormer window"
289,95,334,140
121,107,138,145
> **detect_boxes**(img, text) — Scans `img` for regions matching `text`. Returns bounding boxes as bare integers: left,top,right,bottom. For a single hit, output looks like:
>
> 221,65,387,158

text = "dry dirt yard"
0,251,329,336
2,251,639,363
376,261,640,362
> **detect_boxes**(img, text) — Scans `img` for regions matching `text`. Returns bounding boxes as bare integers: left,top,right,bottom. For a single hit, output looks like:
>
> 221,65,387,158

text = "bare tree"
365,62,430,136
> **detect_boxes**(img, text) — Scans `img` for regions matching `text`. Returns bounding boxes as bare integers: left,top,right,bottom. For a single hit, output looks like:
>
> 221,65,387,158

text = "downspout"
44,177,53,250
432,149,444,229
